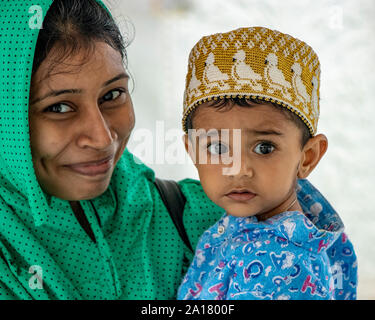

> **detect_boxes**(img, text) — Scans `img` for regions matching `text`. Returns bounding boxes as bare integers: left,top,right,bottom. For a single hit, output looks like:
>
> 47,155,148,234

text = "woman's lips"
226,190,256,202
65,155,114,177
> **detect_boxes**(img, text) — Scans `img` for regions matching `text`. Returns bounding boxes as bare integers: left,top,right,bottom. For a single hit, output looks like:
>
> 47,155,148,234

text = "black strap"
154,178,193,252
70,201,97,243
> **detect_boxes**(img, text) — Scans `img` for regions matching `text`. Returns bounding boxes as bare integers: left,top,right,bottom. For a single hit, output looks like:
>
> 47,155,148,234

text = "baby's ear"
298,134,328,178
183,134,197,167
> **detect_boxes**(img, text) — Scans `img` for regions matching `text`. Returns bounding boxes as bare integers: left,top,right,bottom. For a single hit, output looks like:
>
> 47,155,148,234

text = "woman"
0,0,356,299
0,0,224,299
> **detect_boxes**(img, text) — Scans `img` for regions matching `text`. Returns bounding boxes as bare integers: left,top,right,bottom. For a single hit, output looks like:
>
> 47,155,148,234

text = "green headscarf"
0,0,224,299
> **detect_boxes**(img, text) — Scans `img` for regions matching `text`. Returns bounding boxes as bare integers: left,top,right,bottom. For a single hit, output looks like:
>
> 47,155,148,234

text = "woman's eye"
254,142,275,155
102,89,125,102
207,142,229,155
44,103,73,113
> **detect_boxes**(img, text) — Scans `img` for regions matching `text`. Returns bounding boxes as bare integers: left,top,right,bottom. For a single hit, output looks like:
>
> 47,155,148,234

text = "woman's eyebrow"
102,72,129,87
29,88,82,105
30,72,129,105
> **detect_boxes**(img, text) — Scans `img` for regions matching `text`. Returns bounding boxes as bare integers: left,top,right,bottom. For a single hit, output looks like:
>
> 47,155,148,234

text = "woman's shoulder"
113,150,224,243
116,149,222,215
178,178,224,218
115,149,156,182
178,178,225,250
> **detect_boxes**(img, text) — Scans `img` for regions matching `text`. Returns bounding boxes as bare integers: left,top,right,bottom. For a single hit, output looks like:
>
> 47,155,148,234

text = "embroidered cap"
182,27,321,136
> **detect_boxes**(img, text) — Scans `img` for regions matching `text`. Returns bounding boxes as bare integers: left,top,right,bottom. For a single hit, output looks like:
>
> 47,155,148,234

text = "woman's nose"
76,107,116,150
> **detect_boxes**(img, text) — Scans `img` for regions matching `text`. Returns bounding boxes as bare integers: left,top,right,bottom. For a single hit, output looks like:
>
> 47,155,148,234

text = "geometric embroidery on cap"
222,41,230,50
182,27,322,136
203,52,230,94
291,62,310,114
232,50,262,91
187,64,202,99
272,44,279,53
311,75,319,119
264,53,292,101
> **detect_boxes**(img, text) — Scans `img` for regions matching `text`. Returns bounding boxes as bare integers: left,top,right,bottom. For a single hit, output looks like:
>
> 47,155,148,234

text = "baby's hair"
32,0,129,78
185,97,311,149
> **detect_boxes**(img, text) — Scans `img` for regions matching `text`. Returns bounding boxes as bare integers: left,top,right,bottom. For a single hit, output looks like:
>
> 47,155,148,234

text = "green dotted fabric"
0,0,224,299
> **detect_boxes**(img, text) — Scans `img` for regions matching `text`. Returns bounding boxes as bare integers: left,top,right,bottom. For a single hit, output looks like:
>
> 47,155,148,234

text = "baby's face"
186,103,304,218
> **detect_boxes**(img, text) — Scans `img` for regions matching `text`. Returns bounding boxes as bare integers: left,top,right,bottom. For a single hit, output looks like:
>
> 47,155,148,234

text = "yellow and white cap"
182,27,321,136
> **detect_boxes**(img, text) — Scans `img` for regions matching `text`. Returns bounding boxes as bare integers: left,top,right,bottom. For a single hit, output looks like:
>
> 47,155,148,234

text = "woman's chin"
43,180,111,201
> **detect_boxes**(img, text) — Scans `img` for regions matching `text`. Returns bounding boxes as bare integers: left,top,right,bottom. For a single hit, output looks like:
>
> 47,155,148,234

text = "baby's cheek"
198,166,224,203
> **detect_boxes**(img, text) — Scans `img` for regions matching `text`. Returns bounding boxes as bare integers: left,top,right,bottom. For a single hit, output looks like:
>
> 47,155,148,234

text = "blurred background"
103,0,375,299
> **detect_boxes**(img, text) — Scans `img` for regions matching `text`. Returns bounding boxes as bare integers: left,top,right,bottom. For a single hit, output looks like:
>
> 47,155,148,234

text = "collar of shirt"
202,179,344,254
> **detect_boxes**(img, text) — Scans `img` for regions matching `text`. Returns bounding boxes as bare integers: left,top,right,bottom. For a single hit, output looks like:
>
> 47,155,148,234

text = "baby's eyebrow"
244,128,284,136
194,128,284,136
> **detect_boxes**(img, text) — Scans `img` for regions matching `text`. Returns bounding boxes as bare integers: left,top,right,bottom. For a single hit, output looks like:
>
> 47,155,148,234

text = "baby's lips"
225,190,256,202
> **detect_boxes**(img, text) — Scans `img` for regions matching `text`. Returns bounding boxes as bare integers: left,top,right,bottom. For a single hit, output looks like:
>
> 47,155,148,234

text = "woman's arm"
178,178,225,253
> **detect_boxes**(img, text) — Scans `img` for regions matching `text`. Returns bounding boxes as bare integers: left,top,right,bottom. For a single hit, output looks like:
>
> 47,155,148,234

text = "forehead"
31,42,125,90
193,103,293,132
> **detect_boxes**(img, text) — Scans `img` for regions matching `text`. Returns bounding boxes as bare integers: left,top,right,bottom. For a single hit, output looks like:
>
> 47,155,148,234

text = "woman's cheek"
111,104,135,164
29,117,48,158
115,103,135,140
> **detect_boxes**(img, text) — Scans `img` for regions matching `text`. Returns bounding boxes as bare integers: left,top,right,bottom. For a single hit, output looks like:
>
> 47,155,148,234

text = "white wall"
104,0,375,299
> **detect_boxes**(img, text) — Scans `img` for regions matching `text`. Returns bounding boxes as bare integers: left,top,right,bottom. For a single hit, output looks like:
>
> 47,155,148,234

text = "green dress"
0,0,224,299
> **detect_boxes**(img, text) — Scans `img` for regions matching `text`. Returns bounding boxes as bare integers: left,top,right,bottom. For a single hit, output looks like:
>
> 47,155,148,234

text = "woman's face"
29,41,135,200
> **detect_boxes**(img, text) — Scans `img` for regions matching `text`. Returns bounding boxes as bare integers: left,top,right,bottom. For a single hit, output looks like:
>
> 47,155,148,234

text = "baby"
177,27,357,300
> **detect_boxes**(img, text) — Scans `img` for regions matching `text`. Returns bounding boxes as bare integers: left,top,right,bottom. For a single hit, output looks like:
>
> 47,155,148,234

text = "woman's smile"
64,154,114,177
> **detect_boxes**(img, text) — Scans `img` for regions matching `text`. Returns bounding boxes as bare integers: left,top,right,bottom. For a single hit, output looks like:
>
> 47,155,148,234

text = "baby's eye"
207,142,229,155
254,142,275,155
102,89,125,102
44,103,73,113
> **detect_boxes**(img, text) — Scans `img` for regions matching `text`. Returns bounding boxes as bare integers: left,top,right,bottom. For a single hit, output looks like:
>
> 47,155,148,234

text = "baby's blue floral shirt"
178,179,357,300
